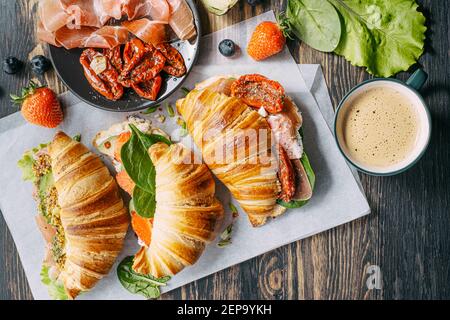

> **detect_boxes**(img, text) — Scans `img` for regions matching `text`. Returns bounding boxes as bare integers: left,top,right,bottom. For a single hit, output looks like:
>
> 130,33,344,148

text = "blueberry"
218,39,236,57
247,0,262,6
31,55,52,75
2,57,23,74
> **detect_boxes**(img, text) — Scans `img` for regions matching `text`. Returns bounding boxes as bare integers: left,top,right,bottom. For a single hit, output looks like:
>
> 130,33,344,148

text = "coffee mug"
334,69,431,176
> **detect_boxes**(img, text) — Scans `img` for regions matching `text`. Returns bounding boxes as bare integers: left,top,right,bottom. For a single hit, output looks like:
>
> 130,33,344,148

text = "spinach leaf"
121,124,171,217
141,105,160,114
329,0,426,77
117,256,170,299
72,134,81,142
133,186,156,218
286,0,341,52
121,124,170,193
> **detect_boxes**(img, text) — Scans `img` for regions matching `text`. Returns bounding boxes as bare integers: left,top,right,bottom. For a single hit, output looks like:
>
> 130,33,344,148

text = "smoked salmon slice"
122,18,167,45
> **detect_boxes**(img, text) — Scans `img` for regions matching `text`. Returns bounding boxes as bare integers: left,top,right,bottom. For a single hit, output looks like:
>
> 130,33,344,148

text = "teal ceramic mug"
334,69,431,176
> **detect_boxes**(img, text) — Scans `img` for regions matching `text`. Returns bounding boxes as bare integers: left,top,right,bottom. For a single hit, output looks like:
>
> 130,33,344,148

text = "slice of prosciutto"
55,26,128,49
123,0,170,22
84,26,129,48
55,26,97,49
37,0,196,48
39,0,72,32
37,21,61,47
267,97,304,160
62,0,111,28
101,0,124,20
122,19,167,45
167,0,196,40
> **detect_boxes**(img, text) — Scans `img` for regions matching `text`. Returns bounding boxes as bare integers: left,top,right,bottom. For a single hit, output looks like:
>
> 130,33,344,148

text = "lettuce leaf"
40,264,68,300
330,0,426,77
17,151,36,182
17,143,48,182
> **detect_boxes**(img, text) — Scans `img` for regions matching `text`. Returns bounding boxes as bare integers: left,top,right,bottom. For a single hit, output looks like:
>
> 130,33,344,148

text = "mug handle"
406,68,428,91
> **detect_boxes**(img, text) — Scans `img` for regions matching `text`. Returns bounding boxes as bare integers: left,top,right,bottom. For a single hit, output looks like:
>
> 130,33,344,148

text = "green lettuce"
17,143,48,182
40,264,68,300
330,0,426,77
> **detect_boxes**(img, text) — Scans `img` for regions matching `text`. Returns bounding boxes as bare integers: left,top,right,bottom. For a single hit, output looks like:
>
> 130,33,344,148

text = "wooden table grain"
1,0,449,300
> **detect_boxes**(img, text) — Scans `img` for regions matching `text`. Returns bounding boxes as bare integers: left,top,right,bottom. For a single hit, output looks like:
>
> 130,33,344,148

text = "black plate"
49,0,200,112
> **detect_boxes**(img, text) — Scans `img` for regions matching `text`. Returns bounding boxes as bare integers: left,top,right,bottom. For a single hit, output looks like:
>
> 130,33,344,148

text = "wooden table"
1,0,449,300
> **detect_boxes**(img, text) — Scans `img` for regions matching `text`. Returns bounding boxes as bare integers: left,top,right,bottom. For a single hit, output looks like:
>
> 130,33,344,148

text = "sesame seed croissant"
132,142,224,278
48,132,129,299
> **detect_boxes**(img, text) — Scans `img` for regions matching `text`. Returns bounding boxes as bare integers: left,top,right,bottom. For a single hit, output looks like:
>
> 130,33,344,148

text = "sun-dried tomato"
231,74,285,113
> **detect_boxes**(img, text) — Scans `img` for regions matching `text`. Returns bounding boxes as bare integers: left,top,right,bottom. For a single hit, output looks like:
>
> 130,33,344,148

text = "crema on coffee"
337,86,420,169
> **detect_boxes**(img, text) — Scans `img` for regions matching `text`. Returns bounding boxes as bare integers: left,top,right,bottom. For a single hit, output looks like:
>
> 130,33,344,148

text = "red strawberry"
11,81,63,128
247,21,287,61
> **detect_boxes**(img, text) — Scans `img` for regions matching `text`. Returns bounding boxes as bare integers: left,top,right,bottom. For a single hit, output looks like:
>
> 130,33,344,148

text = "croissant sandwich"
176,74,315,227
94,117,223,279
18,132,129,299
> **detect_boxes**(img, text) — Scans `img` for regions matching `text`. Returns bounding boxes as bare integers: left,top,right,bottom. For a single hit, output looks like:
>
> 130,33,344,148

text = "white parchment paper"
0,11,369,300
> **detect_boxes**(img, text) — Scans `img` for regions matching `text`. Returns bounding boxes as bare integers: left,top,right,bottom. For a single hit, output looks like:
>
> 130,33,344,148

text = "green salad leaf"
121,124,170,193
133,186,156,218
40,264,68,300
17,151,36,182
330,0,426,77
117,256,170,299
120,124,171,218
17,143,48,182
286,0,341,52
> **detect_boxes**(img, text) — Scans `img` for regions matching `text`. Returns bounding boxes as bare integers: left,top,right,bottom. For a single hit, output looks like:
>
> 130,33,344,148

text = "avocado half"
201,0,239,15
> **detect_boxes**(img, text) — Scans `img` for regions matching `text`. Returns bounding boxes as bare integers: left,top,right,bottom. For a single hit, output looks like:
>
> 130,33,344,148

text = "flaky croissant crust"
132,143,224,278
48,132,129,299
177,88,285,227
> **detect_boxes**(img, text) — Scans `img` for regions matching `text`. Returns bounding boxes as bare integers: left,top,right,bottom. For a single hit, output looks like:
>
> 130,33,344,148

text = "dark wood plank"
0,0,449,300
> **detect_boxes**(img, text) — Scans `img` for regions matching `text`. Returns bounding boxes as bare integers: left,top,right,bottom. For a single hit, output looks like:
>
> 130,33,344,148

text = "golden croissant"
20,131,129,299
132,142,224,277
176,75,315,227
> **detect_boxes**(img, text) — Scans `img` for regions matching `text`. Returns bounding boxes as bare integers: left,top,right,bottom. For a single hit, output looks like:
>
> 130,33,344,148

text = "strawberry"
11,81,63,128
247,21,287,61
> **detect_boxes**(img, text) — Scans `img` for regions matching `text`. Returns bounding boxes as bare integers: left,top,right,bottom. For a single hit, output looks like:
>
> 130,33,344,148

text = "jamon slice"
84,26,129,48
39,0,72,32
55,26,128,49
167,0,196,40
62,0,111,28
123,0,170,22
55,26,97,49
122,18,167,45
37,21,61,47
291,159,313,201
100,0,124,20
